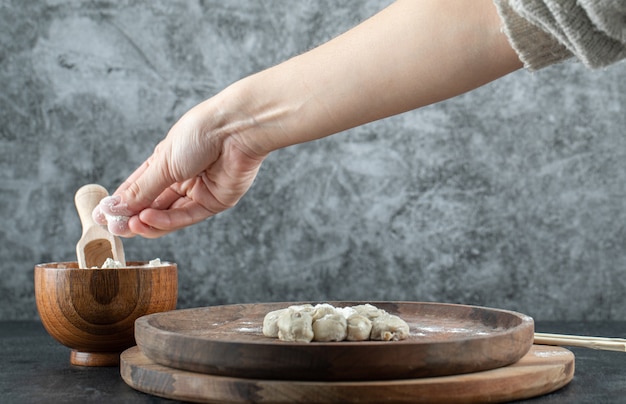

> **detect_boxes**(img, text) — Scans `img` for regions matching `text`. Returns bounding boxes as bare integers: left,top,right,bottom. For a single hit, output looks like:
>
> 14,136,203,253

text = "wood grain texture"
34,261,177,366
121,344,574,403
135,302,534,381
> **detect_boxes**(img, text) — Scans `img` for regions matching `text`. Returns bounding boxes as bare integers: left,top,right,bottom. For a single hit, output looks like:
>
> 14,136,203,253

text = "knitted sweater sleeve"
493,0,626,71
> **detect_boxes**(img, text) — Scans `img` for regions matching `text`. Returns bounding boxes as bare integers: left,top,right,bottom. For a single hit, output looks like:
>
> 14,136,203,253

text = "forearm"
99,0,524,237
217,0,523,154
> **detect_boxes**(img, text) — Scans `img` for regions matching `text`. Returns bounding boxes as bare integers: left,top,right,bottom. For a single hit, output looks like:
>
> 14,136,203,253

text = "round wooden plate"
121,345,574,403
135,302,534,381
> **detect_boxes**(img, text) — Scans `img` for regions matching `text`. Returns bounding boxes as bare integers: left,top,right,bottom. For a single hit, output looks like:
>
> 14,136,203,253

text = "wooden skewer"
534,332,626,352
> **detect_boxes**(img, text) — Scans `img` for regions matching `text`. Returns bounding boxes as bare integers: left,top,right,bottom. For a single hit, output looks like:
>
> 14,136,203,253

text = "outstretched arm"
96,0,522,238
236,0,522,151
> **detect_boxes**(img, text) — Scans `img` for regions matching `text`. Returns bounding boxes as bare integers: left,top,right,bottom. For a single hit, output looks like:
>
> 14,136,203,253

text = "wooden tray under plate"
121,344,574,403
135,302,534,381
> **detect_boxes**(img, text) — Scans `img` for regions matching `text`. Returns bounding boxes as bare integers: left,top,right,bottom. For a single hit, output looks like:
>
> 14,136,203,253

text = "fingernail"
100,195,132,216
101,195,120,207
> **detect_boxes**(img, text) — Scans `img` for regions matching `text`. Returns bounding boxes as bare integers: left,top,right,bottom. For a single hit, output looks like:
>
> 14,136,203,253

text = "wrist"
219,67,320,155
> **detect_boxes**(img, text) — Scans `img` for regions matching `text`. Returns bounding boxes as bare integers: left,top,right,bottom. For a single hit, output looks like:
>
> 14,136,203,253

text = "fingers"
91,120,266,237
125,215,165,239
92,142,179,236
116,152,176,215
95,204,201,239
134,203,215,238
97,180,220,238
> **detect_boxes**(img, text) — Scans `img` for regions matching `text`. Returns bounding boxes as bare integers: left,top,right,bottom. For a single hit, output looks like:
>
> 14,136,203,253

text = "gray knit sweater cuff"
494,0,626,71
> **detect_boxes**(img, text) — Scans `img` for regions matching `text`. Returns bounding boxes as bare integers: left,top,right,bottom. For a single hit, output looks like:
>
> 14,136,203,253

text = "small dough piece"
312,313,347,342
312,303,338,321
265,305,313,339
262,308,288,338
370,314,410,341
336,306,357,319
352,304,387,320
147,258,163,267
277,308,314,342
99,258,124,269
346,314,373,341
262,303,410,343
288,304,314,314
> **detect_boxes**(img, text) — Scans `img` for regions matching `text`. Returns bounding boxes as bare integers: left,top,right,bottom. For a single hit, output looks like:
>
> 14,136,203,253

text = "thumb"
119,155,176,213
98,152,176,236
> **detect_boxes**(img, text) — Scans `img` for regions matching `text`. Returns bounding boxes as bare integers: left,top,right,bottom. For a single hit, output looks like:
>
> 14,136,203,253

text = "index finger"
113,153,176,215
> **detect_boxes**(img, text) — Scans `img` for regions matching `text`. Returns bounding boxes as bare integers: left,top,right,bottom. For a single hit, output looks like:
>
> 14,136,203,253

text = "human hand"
93,0,522,238
93,98,267,238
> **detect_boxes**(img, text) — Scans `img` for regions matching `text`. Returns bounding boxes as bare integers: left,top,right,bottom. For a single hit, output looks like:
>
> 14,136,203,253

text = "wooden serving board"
135,302,534,381
121,344,574,403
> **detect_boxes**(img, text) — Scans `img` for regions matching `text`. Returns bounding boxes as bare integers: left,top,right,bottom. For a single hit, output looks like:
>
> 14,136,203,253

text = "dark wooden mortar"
34,261,177,366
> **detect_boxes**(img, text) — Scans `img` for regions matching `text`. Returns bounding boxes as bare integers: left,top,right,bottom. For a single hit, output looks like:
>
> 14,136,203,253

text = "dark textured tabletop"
1,320,625,403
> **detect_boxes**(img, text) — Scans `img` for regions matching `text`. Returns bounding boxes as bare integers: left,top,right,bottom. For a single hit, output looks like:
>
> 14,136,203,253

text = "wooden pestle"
75,184,126,268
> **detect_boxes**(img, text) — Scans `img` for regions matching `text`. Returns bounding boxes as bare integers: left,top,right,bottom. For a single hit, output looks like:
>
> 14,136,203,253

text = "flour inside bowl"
96,258,164,269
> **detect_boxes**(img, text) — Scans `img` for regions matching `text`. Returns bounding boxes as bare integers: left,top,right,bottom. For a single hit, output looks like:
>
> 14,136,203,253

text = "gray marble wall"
1,0,625,321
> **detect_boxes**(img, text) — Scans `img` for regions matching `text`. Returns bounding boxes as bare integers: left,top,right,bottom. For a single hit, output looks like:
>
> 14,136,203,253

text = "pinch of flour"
104,212,129,223
94,258,164,269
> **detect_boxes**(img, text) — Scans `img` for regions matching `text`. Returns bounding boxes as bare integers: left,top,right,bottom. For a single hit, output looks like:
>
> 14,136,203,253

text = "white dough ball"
346,314,373,341
351,304,387,320
370,314,410,341
262,308,288,338
277,308,314,342
312,313,347,342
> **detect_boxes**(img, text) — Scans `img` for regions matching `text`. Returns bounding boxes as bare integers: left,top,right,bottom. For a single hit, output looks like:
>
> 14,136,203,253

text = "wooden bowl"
34,261,177,367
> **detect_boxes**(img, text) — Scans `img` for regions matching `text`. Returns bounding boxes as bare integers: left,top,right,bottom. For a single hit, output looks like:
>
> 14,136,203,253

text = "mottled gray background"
1,0,625,322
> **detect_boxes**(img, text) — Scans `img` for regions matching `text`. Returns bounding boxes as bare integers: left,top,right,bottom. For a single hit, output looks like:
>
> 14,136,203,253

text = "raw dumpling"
276,307,314,342
263,305,312,338
262,303,409,343
311,303,338,321
312,313,347,342
336,306,357,319
370,314,410,341
262,308,287,338
346,314,373,341
352,304,387,320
